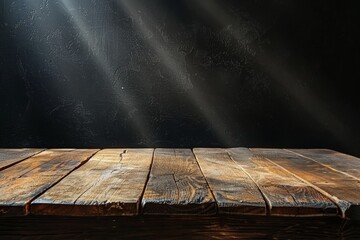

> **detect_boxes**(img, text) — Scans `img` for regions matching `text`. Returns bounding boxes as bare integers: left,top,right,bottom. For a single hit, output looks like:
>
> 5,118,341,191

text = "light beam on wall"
117,0,233,145
60,0,152,144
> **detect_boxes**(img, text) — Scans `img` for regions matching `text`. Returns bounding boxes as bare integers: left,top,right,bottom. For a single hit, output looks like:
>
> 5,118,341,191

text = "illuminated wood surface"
0,149,99,215
227,148,337,216
287,149,360,179
0,149,44,171
251,148,360,218
142,149,216,214
0,148,359,220
32,149,153,216
193,148,266,215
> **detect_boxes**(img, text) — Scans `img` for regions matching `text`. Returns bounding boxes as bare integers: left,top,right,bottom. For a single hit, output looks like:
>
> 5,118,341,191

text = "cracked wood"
31,149,154,216
142,148,216,214
0,148,359,219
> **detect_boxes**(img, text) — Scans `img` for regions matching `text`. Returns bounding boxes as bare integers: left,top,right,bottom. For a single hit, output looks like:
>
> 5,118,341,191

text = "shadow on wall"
0,0,359,157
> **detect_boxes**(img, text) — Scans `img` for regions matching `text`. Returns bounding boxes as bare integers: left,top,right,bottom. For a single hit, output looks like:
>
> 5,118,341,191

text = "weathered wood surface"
193,148,266,215
32,149,154,216
227,148,337,216
0,149,44,171
142,149,216,214
0,149,98,216
287,149,360,179
251,148,360,218
0,148,359,219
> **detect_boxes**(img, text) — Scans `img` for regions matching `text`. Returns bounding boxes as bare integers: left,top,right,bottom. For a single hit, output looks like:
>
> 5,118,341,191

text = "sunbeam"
8,0,91,136
117,0,234,145
59,0,153,144
2,0,355,151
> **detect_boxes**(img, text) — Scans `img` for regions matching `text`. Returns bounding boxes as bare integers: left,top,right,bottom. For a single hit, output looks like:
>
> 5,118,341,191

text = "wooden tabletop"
0,148,359,219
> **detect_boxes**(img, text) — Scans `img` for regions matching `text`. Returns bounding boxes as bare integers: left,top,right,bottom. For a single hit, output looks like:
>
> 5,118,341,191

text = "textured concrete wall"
0,0,359,156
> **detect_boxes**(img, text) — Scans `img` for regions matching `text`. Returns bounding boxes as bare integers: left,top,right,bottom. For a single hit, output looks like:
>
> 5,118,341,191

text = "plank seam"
192,149,219,214
139,148,155,215
250,149,349,218
282,185,299,206
226,149,271,216
26,149,102,215
284,149,360,181
172,173,180,204
0,149,46,172
172,150,180,204
73,182,98,205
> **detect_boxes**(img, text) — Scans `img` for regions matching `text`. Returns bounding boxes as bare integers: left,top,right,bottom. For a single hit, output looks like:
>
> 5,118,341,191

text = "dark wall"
1,0,359,156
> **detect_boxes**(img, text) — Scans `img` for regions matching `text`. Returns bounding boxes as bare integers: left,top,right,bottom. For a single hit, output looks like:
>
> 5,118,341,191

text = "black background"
1,0,359,156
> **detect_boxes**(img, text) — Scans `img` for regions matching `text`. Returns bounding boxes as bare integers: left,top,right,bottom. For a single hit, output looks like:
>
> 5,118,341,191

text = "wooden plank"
0,149,98,216
193,148,266,215
227,148,337,216
0,149,44,171
142,149,216,215
251,148,360,219
287,149,360,179
31,149,154,216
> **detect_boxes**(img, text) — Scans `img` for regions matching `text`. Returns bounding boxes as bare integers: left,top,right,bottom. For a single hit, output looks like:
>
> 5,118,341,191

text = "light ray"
117,0,233,145
60,0,152,144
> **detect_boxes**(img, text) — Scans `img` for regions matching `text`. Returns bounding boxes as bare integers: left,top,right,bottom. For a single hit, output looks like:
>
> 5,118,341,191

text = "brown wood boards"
193,148,266,215
0,148,359,219
287,149,360,179
31,149,154,216
251,148,360,218
0,149,44,171
142,148,216,214
0,149,98,216
227,148,337,216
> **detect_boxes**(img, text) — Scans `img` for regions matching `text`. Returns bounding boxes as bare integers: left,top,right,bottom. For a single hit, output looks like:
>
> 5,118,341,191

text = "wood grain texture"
287,149,360,179
251,148,360,219
0,149,98,216
0,149,44,171
227,148,337,216
193,148,266,215
142,149,216,215
31,149,154,216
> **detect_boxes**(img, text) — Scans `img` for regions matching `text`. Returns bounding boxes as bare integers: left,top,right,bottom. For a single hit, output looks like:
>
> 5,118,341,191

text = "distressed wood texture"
287,149,360,179
31,149,154,216
142,149,216,214
0,148,359,219
251,148,360,219
0,149,98,216
227,148,337,216
193,148,266,215
0,149,44,171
